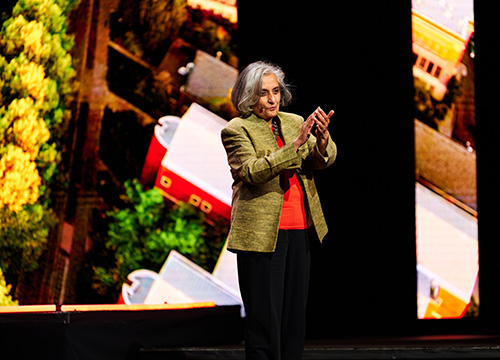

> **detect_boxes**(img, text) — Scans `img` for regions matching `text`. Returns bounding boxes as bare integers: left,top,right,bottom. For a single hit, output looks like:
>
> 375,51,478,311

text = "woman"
221,61,337,360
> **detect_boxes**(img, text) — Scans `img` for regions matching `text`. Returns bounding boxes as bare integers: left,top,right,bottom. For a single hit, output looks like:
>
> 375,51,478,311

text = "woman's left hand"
313,107,334,155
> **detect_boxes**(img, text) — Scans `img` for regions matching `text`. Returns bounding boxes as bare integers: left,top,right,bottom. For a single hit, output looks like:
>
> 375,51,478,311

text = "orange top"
276,135,307,229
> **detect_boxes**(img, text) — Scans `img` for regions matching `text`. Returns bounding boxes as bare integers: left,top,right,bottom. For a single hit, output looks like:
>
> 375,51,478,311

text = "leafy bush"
0,267,18,306
91,179,227,299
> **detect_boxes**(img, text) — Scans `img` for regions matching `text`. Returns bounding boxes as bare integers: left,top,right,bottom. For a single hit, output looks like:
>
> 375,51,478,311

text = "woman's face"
253,74,281,122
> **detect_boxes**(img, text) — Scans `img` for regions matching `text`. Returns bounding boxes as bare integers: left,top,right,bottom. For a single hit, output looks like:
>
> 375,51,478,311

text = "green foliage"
7,0,79,138
139,0,188,56
0,267,18,306
114,0,188,63
0,0,80,276
91,179,227,299
180,7,237,63
413,76,464,130
413,77,447,129
106,179,204,277
0,204,56,273
113,0,237,65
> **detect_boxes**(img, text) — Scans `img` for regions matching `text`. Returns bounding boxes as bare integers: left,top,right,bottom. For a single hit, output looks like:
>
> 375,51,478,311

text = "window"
426,62,434,74
434,66,442,79
419,57,427,69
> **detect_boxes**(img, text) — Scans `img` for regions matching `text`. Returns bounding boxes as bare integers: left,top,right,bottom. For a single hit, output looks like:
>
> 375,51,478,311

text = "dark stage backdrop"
237,0,416,337
238,0,500,338
474,1,500,331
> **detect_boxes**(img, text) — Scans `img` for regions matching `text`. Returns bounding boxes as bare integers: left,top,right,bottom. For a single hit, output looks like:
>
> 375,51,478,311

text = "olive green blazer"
221,111,337,252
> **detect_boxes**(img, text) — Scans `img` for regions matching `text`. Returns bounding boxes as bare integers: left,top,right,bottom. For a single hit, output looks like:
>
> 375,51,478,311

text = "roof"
161,102,233,206
412,0,474,37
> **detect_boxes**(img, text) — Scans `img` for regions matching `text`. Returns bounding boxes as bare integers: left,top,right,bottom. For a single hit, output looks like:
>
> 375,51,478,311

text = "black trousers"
237,229,311,360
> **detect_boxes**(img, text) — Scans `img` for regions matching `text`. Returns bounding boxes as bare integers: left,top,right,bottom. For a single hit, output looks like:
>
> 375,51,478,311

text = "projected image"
412,0,478,319
0,0,238,307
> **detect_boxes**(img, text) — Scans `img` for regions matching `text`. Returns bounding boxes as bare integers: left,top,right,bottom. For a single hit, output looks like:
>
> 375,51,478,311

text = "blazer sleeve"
306,134,337,170
221,124,302,185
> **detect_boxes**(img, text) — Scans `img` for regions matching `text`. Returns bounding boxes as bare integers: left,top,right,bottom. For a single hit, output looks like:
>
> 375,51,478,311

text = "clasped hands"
293,107,334,155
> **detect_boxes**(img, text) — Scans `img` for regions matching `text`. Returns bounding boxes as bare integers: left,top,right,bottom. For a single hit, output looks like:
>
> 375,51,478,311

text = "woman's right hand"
293,113,315,151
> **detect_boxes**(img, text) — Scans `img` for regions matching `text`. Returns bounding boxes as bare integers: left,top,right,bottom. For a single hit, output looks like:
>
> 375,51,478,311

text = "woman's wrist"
293,139,302,152
317,137,328,156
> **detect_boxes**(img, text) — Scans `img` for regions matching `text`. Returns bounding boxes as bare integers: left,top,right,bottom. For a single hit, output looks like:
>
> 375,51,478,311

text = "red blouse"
275,136,307,229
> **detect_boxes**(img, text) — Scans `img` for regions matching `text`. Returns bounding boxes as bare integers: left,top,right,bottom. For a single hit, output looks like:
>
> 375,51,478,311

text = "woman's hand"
314,107,333,155
293,112,315,151
293,107,334,153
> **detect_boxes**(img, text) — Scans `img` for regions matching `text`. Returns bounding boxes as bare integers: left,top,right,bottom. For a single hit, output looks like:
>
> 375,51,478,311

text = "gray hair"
231,61,293,117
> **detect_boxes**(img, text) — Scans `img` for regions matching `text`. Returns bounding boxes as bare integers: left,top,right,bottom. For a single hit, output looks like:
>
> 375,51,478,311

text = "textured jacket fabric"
221,111,337,252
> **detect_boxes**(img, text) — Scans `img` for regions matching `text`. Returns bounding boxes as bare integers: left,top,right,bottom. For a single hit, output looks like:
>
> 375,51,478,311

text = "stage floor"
138,334,500,360
2,305,500,359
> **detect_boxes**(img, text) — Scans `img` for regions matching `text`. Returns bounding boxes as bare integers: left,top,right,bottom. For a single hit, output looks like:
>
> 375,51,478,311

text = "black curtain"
238,1,417,338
